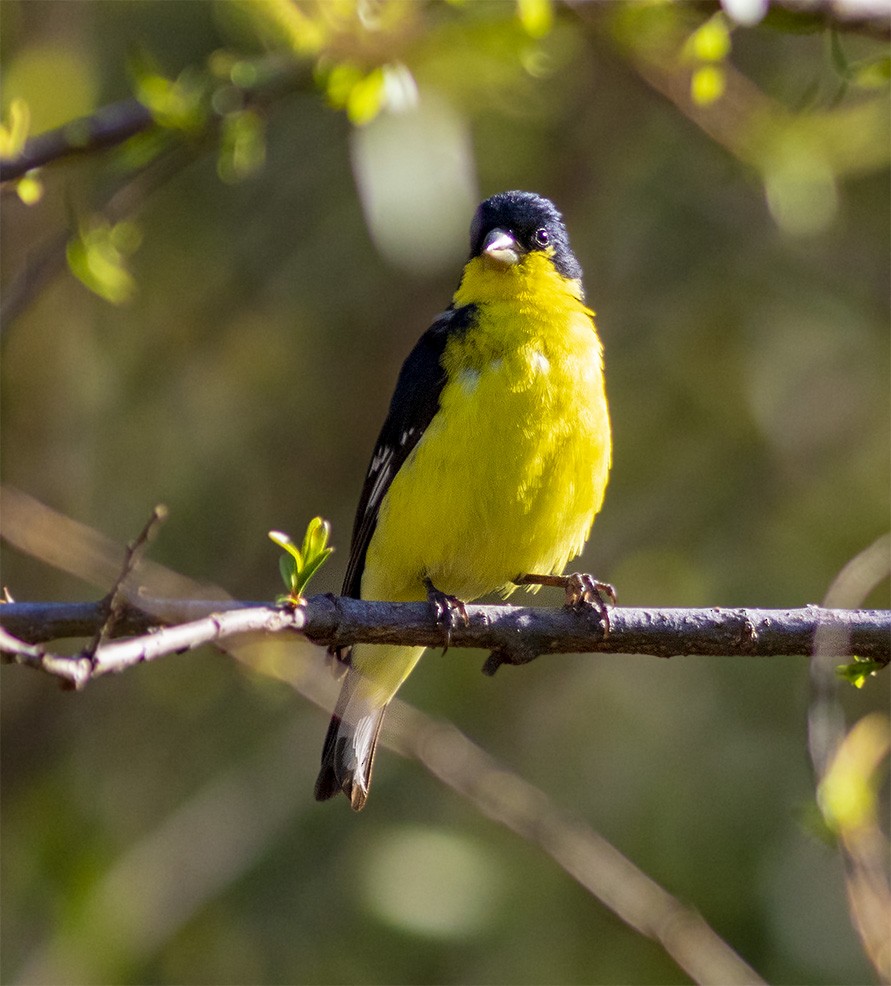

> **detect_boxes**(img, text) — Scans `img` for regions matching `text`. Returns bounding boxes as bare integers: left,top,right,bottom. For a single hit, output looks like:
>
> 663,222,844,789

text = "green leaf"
321,60,364,109
16,173,44,205
279,554,297,594
267,530,292,550
346,67,387,126
817,713,890,834
269,519,333,602
835,657,886,689
66,218,141,305
687,14,732,63
242,0,328,57
853,55,891,90
129,48,207,132
516,0,553,39
302,516,329,562
0,97,31,158
691,65,726,105
217,108,266,184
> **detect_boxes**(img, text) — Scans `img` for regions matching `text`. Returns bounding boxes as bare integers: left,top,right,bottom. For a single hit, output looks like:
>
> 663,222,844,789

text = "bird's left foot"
425,577,469,652
562,572,616,634
515,572,616,636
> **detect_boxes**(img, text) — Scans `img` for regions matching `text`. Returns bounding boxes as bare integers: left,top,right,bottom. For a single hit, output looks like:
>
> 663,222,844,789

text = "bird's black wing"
341,304,476,602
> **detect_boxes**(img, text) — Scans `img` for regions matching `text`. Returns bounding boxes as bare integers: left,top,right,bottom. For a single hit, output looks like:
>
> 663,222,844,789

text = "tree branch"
1,597,887,689
0,98,155,183
394,704,768,986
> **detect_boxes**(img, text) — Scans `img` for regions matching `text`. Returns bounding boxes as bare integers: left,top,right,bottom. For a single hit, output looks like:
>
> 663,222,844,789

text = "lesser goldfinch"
315,190,612,810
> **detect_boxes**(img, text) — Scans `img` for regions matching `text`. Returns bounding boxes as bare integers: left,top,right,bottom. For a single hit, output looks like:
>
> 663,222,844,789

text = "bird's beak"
482,228,522,267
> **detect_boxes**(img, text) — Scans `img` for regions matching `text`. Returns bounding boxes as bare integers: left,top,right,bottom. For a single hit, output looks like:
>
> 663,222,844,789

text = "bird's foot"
515,571,616,637
425,577,469,652
562,572,616,633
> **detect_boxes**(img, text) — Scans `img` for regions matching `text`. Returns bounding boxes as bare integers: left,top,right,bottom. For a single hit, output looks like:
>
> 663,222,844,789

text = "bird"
314,190,612,810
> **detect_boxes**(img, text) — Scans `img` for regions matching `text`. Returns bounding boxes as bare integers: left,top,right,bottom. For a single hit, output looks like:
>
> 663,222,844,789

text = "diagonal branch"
396,706,767,985
0,98,155,183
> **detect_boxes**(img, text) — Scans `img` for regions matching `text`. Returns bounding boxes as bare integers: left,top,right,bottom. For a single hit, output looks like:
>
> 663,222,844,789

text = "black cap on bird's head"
469,190,582,282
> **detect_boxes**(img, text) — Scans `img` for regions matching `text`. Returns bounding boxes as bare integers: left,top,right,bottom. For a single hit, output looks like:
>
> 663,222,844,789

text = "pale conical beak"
482,228,521,267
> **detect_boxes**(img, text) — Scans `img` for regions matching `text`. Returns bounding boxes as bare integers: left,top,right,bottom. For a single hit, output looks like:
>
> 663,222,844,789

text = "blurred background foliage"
1,0,889,983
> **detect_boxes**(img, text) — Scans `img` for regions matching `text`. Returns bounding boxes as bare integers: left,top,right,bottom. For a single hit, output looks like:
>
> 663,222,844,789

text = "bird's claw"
425,578,469,652
563,572,615,636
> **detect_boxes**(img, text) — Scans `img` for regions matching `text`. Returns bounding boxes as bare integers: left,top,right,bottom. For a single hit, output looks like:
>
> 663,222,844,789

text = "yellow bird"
315,191,612,809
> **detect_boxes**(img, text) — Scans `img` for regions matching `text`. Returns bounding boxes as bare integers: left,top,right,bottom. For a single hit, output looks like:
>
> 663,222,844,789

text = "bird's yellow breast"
362,251,611,604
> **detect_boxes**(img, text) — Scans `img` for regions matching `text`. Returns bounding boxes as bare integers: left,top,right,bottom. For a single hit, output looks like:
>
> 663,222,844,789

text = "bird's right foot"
424,577,469,652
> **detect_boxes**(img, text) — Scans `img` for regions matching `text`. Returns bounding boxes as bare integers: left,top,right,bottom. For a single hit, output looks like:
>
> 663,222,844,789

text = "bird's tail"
315,643,425,810
314,667,389,811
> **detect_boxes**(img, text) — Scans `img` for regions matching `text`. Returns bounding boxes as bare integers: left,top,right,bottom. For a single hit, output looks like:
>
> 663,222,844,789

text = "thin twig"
0,604,305,690
83,505,168,661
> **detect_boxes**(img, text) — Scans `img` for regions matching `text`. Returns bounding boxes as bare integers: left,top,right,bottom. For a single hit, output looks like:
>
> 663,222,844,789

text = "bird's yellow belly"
363,336,610,603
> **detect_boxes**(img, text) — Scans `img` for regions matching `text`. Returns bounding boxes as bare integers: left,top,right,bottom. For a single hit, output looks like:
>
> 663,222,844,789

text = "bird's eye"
533,228,550,247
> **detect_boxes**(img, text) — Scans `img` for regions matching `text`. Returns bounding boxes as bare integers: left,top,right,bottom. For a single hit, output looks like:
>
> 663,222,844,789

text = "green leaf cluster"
835,656,887,689
269,518,334,605
65,218,142,306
